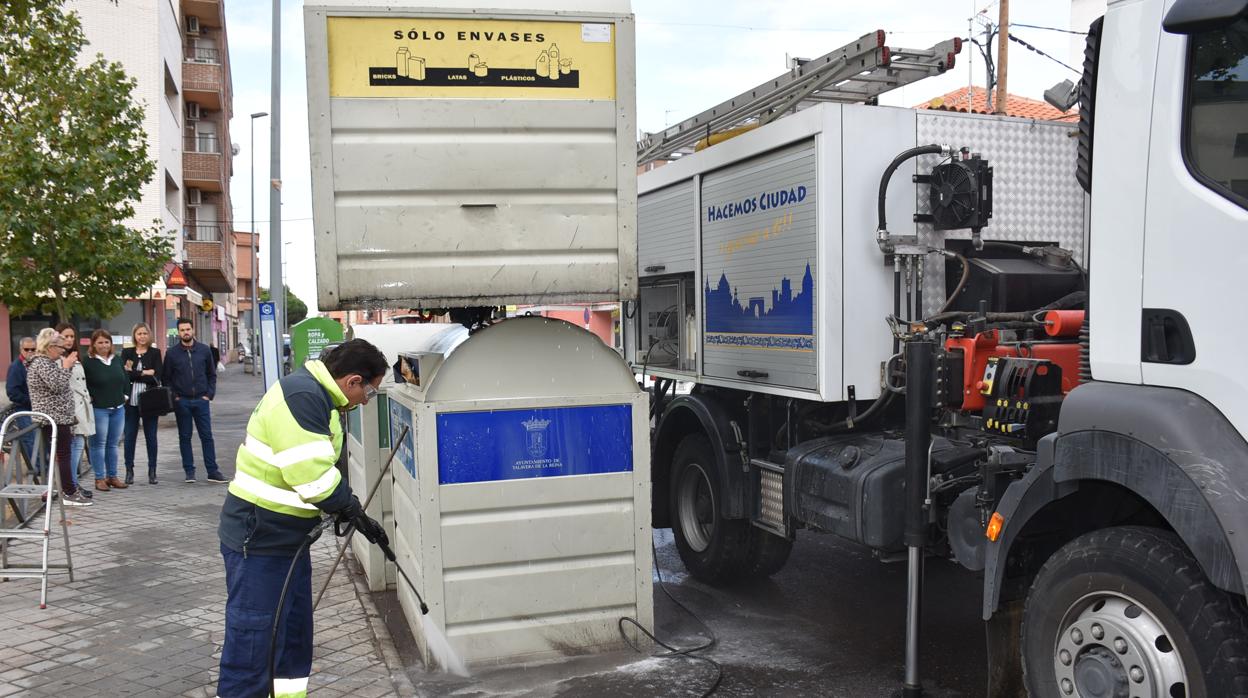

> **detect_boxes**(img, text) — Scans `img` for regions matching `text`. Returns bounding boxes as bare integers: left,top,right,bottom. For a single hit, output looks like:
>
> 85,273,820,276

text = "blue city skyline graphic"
705,264,814,336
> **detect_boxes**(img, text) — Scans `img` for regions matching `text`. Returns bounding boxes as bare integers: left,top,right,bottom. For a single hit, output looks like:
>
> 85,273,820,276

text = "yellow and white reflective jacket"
218,360,354,555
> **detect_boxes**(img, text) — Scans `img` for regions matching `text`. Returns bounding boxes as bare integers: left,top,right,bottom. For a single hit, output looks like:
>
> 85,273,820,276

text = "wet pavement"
389,530,988,697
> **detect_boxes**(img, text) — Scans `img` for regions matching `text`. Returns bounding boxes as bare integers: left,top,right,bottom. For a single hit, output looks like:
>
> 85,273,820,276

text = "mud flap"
985,599,1024,698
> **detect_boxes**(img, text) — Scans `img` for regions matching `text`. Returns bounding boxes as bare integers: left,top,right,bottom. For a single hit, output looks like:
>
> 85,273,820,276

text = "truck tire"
1021,526,1248,698
669,433,749,584
739,527,793,580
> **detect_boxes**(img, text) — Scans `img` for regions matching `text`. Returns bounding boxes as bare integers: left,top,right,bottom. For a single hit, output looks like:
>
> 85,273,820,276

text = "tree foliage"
1190,18,1247,84
260,287,309,326
0,2,172,322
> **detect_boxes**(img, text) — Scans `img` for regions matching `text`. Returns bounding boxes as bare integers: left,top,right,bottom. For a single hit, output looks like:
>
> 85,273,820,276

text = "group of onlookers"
4,318,227,507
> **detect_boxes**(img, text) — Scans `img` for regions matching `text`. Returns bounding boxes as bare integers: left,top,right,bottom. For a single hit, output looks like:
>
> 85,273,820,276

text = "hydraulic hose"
923,291,1088,326
936,253,970,315
877,144,948,251
803,383,898,436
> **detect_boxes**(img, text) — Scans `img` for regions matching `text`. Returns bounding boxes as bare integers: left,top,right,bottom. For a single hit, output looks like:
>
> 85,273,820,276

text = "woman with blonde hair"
82,329,129,491
25,328,92,506
121,322,163,484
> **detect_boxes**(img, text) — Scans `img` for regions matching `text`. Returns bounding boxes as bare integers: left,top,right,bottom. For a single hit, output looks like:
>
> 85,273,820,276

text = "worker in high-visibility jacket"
216,339,389,698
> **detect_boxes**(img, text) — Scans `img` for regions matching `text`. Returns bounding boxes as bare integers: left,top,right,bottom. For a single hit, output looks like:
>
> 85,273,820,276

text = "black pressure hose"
269,519,332,698
877,144,947,244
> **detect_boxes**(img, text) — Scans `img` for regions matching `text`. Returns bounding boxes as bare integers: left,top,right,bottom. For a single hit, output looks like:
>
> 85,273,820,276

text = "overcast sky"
224,0,1081,315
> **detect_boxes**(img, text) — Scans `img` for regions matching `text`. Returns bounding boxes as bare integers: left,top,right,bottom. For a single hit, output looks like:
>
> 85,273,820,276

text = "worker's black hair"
322,338,388,381
176,317,194,329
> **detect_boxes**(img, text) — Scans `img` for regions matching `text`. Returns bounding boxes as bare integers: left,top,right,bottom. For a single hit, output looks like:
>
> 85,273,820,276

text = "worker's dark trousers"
217,543,313,698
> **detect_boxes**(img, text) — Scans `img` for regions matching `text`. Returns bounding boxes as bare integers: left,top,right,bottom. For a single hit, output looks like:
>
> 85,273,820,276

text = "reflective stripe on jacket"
219,360,353,555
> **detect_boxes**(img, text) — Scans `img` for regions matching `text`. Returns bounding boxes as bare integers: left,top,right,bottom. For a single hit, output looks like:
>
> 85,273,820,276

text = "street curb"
344,544,417,697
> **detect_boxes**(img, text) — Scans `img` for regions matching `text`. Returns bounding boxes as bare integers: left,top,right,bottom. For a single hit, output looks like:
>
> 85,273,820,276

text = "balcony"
183,48,223,111
183,135,223,192
186,223,223,241
184,224,236,293
182,1,223,28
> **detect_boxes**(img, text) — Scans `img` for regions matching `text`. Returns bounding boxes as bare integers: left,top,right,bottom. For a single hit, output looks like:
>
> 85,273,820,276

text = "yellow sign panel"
327,17,616,100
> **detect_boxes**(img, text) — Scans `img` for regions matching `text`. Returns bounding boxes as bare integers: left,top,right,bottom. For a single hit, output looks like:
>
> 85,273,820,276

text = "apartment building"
0,0,238,375
234,230,258,355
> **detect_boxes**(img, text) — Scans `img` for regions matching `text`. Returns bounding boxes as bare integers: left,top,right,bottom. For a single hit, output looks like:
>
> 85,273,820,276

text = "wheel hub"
1054,593,1187,698
676,463,715,553
1071,647,1128,698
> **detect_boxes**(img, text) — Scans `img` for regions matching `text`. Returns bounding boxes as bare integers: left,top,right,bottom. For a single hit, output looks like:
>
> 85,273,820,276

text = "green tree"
260,287,309,326
0,2,172,322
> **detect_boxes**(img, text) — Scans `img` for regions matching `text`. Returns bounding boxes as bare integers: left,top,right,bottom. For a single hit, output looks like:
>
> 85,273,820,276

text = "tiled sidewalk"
0,368,405,697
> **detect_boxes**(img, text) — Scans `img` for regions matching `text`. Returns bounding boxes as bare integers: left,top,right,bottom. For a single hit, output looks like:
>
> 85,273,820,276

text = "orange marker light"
986,512,1005,542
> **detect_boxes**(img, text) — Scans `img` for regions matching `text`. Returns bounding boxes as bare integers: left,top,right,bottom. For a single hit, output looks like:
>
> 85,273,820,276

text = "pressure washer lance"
269,427,430,698
310,425,428,614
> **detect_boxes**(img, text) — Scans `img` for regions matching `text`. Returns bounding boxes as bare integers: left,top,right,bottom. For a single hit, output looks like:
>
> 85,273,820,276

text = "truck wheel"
1021,526,1248,698
739,527,793,580
670,433,748,584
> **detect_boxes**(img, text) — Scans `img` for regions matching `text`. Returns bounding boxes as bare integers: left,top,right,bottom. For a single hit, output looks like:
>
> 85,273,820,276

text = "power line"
636,20,843,32
635,20,956,35
230,216,314,225
1011,22,1087,36
974,0,1001,17
1008,33,1080,73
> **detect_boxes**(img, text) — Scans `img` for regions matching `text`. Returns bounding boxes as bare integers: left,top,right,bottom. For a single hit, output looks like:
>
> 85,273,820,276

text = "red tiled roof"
915,86,1077,122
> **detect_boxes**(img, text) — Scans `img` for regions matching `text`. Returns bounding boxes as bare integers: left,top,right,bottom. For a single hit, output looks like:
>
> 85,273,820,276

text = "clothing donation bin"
386,317,653,668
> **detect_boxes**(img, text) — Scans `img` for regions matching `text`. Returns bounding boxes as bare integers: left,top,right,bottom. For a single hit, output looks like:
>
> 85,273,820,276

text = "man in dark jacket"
162,318,226,483
5,336,37,457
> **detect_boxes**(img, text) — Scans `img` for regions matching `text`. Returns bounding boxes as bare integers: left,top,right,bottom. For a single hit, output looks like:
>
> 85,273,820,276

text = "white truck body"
627,103,1085,403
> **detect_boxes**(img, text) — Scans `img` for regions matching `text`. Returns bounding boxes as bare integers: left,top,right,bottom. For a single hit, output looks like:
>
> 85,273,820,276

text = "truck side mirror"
1163,0,1247,34
1043,79,1079,112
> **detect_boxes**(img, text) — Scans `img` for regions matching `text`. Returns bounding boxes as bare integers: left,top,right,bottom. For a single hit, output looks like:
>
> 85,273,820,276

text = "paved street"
1,365,989,697
0,367,405,697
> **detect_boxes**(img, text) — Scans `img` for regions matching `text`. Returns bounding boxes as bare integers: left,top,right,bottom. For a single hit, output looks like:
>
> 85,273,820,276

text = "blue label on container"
437,405,632,485
388,400,415,479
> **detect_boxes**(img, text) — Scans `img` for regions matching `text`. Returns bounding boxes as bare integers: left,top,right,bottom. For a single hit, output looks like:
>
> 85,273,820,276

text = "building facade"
233,230,258,358
0,0,237,376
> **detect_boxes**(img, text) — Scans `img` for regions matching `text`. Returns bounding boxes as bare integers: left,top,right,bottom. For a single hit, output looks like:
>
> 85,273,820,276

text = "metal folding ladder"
637,30,963,166
0,412,74,609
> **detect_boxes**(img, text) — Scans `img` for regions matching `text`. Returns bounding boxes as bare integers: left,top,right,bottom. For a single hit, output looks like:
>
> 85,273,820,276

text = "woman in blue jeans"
121,323,163,484
81,329,130,491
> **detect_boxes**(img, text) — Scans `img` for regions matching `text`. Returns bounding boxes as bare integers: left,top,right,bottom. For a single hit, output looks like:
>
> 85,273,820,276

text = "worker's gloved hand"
336,496,389,547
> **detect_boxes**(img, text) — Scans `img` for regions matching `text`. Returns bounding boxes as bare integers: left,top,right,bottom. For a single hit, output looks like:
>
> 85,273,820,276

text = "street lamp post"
249,111,268,369
269,0,284,346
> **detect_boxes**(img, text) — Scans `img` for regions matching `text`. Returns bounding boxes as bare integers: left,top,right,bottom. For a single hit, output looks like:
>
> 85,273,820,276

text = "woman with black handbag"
122,323,163,484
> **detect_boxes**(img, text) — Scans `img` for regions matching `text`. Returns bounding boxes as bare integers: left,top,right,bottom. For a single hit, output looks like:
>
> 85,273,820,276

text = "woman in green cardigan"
82,329,130,491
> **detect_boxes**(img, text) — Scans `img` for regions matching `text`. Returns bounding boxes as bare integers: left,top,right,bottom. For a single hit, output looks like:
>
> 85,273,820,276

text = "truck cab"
984,1,1248,695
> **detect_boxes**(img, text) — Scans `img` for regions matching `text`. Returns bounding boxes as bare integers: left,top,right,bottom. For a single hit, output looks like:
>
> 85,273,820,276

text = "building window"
165,171,180,217
1183,18,1248,209
164,62,179,117
1234,132,1248,158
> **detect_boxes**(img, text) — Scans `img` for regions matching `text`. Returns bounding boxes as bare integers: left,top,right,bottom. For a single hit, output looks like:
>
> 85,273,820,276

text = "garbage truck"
625,0,1248,695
